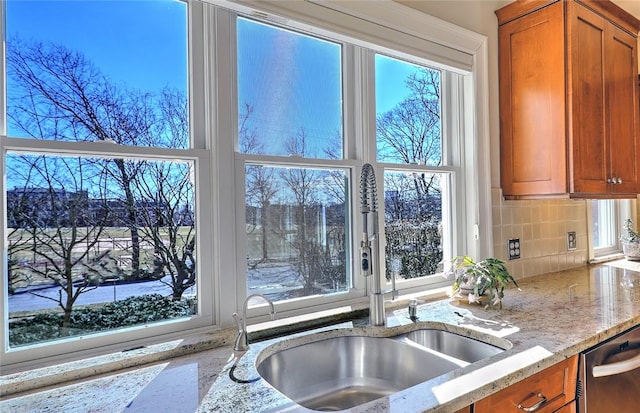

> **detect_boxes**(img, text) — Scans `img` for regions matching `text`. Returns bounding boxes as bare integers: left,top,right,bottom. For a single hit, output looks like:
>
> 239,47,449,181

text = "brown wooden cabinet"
497,0,640,199
475,355,578,413
554,400,576,413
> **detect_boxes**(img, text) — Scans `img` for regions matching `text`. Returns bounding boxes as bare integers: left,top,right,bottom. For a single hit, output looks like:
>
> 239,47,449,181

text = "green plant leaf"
448,255,518,309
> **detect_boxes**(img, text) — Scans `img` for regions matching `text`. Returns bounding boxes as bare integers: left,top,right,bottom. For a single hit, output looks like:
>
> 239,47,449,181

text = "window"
590,199,633,259
375,55,449,285
235,13,472,308
2,0,212,368
244,164,349,299
237,18,343,159
2,0,489,370
592,200,618,251
237,18,349,302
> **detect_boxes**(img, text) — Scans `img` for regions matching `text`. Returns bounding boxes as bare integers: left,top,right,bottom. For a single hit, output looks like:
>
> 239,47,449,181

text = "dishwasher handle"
592,352,640,377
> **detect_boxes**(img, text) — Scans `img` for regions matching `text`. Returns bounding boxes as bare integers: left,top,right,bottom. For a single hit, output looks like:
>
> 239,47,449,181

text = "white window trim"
588,199,636,262
215,0,492,325
0,0,493,368
0,0,216,371
215,0,474,72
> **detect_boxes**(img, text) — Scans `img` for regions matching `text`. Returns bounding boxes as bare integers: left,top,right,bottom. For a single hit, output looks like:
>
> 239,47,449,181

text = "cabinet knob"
616,177,623,184
607,178,613,183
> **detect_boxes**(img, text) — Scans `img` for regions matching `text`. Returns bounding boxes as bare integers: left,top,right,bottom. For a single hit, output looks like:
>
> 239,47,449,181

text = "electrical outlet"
508,238,520,260
567,231,577,250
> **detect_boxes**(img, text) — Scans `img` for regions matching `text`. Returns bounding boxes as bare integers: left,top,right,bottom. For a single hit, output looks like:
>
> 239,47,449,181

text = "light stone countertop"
2,261,640,413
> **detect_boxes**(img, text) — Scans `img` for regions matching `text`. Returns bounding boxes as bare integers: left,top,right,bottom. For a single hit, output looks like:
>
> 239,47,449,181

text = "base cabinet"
554,400,576,413
474,355,578,413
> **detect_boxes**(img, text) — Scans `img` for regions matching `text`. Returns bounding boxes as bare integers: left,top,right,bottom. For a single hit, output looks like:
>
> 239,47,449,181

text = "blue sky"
6,0,417,154
376,55,420,114
236,18,418,157
237,17,343,157
7,0,188,93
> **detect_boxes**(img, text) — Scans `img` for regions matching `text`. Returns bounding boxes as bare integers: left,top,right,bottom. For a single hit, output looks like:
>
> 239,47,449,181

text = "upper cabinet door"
606,22,640,194
568,3,608,195
569,2,640,195
498,1,567,197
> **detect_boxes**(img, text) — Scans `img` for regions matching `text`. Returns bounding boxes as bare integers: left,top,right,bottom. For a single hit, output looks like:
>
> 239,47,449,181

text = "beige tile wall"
491,188,589,280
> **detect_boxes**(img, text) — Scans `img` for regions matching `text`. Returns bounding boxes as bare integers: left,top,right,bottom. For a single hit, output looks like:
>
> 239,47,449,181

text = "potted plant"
620,219,640,261
444,256,520,309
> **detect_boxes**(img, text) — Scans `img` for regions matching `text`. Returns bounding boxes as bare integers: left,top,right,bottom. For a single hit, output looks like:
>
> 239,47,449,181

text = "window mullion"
341,43,355,161
188,0,208,151
212,6,239,327
360,48,376,163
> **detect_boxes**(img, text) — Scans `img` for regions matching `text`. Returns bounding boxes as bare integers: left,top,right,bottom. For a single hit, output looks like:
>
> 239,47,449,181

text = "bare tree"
6,189,43,294
132,160,195,300
5,228,32,295
322,130,347,206
280,129,323,292
240,104,279,262
377,68,442,219
6,154,116,330
6,38,166,278
377,68,444,278
123,88,195,299
246,164,279,262
238,103,259,154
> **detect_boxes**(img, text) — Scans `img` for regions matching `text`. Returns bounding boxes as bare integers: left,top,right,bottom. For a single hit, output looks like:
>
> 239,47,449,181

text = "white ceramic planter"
622,241,640,261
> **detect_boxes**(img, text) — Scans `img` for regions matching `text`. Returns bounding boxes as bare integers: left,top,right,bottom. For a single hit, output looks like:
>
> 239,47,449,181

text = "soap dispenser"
408,299,418,321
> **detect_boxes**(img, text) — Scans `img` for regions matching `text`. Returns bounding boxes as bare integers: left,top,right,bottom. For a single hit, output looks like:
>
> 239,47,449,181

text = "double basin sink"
256,328,506,411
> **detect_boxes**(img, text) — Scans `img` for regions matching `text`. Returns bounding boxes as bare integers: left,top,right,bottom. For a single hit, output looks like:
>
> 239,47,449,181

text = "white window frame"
1,0,492,369
588,199,635,261
374,64,462,293
0,0,216,371
215,0,492,322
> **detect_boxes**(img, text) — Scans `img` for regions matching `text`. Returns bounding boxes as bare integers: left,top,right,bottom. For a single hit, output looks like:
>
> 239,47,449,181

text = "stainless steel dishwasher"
577,325,640,412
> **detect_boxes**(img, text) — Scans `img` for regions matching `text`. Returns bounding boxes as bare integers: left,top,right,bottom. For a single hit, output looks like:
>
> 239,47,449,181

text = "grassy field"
7,226,195,289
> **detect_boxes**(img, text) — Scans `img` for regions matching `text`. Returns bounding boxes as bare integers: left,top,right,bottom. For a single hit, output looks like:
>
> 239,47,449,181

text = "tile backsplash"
492,188,588,279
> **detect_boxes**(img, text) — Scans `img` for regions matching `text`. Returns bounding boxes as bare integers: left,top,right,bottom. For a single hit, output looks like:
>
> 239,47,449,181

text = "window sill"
589,253,625,264
0,327,236,398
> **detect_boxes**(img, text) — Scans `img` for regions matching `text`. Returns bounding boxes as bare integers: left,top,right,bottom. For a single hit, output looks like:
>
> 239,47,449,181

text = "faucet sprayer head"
360,163,378,214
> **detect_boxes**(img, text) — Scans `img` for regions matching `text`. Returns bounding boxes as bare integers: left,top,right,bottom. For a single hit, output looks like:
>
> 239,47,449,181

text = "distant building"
6,187,194,228
7,187,89,228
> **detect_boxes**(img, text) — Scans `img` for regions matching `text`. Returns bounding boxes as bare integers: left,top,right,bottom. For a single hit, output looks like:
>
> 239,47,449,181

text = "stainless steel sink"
404,329,504,363
256,335,462,411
